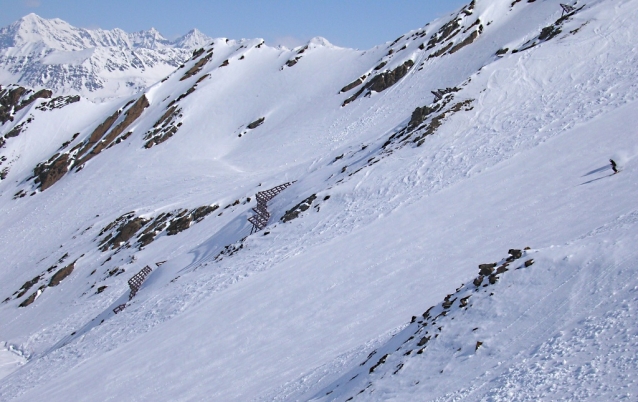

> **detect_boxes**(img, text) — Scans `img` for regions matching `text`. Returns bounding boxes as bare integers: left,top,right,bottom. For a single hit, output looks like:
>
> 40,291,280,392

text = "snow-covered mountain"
1,0,638,400
0,14,212,99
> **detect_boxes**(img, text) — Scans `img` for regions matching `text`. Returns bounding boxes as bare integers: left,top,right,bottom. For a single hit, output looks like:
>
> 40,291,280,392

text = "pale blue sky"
0,0,470,49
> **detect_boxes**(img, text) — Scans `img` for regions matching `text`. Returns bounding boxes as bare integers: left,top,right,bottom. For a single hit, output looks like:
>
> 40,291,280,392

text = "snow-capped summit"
172,28,212,49
307,36,334,48
128,27,171,50
0,14,213,99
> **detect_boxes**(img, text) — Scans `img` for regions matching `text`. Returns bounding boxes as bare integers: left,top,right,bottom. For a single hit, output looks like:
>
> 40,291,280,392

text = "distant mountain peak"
307,36,333,47
0,14,213,98
172,28,212,49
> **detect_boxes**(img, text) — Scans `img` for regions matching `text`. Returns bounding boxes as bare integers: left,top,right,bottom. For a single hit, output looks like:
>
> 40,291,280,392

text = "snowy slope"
0,14,212,99
0,0,638,400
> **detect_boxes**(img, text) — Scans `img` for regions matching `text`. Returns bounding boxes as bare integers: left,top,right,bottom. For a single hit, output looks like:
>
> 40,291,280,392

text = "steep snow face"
0,0,638,400
0,14,213,99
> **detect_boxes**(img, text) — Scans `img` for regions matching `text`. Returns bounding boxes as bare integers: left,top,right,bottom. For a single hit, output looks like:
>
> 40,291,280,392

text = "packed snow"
0,0,637,400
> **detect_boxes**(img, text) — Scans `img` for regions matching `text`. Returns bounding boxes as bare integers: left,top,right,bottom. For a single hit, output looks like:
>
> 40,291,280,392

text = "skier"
610,159,619,174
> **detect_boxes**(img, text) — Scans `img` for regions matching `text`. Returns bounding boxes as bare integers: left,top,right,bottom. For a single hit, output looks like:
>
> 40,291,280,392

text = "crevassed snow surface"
0,0,637,400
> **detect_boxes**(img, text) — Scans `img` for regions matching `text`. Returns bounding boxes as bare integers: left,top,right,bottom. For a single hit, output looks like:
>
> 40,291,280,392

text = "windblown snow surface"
0,0,637,400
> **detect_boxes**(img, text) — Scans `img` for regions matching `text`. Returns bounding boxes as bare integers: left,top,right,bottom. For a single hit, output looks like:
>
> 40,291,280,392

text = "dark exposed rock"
427,17,461,49
408,105,438,129
108,217,148,249
168,86,197,108
196,74,210,84
96,286,107,294
99,212,134,236
137,212,173,247
137,233,156,248
144,105,182,148
59,132,80,150
1,86,55,125
488,274,498,284
495,47,509,56
514,6,581,53
524,259,535,267
508,249,522,259
180,52,213,81
422,306,434,319
390,35,404,46
106,267,124,277
342,60,414,106
0,87,27,124
75,109,121,161
282,194,317,223
368,60,413,92
191,48,205,59
475,341,483,351
442,298,456,309
220,59,230,67
342,88,364,107
78,95,149,165
448,29,480,55
99,205,218,251
192,205,218,222
410,98,474,145
374,61,387,71
428,41,454,58
340,77,364,93
16,275,40,298
19,291,39,307
33,153,70,191
369,354,389,373
417,336,431,347
285,57,301,67
5,114,35,139
166,213,193,236
478,263,496,276
539,25,561,41
247,117,265,129
49,262,75,287
473,275,484,287
15,89,52,112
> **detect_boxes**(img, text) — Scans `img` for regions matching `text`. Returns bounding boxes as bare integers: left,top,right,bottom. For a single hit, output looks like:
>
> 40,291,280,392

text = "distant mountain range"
0,14,213,99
